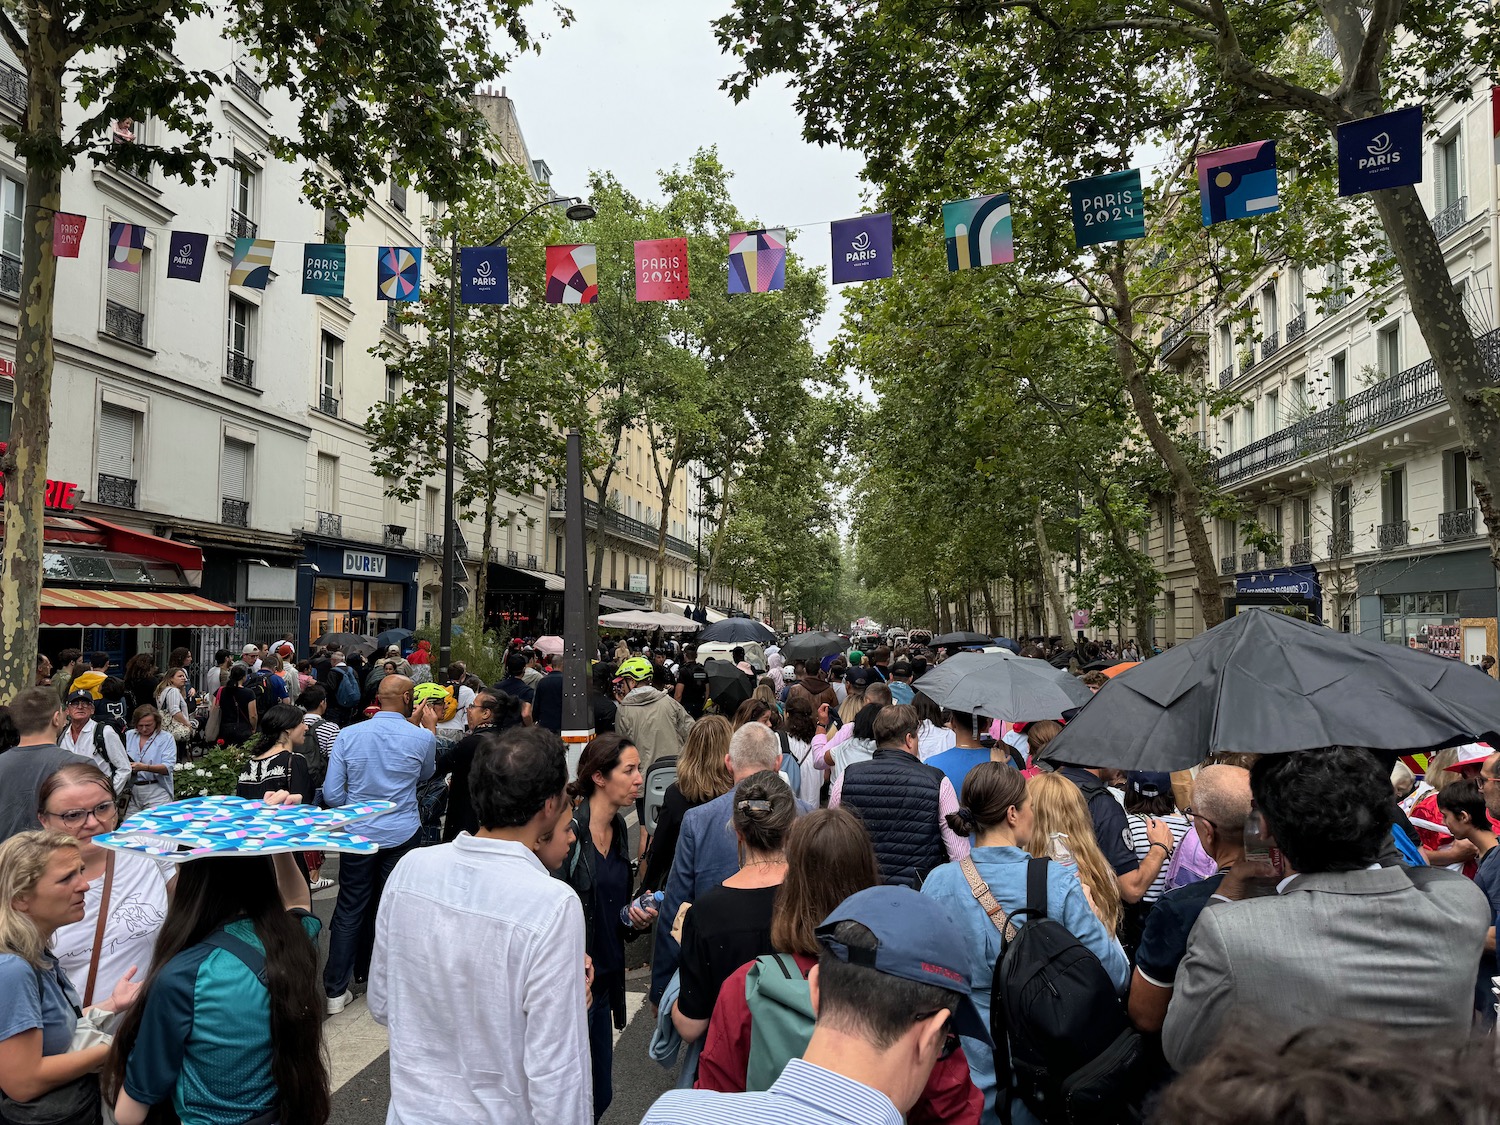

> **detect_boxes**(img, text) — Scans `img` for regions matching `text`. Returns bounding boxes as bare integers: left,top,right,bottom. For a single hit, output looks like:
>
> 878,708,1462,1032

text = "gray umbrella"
1038,608,1500,772
914,651,1087,722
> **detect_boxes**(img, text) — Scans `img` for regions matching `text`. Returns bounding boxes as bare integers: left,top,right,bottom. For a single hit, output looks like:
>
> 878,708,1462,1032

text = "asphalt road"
318,816,677,1124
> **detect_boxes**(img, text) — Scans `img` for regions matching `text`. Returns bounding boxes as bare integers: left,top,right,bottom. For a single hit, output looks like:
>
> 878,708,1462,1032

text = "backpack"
302,717,331,788
744,955,815,1092
244,670,279,716
332,665,360,709
986,857,1152,1125
92,723,133,818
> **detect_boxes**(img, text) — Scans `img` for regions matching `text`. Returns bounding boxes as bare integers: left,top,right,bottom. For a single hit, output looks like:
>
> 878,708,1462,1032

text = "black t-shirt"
676,882,781,1021
532,672,563,734
496,676,535,707
590,841,632,975
677,661,709,718
236,750,313,804
1134,872,1226,987
218,686,256,734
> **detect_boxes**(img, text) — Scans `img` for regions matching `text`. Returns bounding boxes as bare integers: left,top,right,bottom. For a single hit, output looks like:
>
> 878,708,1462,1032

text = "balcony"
1290,538,1313,565
96,473,137,508
1432,196,1467,243
1261,331,1280,361
1218,364,1235,388
1159,310,1207,362
221,497,249,527
228,209,258,239
548,489,695,556
526,553,538,569
1240,551,1260,572
1328,530,1353,556
1377,521,1409,551
0,61,25,112
0,253,18,297
225,349,255,388
316,391,340,417
1220,555,1236,576
1287,310,1307,343
385,304,403,334
316,511,342,537
426,533,444,555
1439,507,1478,542
505,549,520,567
1214,328,1500,486
1264,548,1285,567
1327,289,1350,312
383,527,407,548
104,300,145,346
231,66,261,103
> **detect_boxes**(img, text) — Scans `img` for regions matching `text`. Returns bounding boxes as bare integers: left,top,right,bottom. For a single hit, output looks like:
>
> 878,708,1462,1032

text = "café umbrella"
914,650,1086,722
1037,609,1500,772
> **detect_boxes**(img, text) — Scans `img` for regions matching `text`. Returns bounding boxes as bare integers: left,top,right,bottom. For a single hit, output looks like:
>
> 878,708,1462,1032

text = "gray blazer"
1162,864,1490,1071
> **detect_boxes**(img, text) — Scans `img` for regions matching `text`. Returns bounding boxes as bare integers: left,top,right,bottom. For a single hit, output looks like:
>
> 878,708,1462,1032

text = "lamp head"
565,200,596,222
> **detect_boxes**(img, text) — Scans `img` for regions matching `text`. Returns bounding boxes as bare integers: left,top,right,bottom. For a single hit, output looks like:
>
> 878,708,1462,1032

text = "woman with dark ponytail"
922,763,1128,1122
105,835,329,1124
235,703,315,807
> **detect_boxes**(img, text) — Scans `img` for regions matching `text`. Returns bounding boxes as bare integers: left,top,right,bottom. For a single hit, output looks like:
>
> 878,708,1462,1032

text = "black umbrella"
704,658,757,715
780,630,849,664
699,618,777,645
914,651,1082,722
374,627,414,652
931,631,992,648
313,632,377,657
1038,609,1500,772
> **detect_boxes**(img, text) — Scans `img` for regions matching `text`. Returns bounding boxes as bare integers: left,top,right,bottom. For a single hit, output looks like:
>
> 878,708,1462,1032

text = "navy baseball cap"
1127,771,1173,799
816,886,992,1046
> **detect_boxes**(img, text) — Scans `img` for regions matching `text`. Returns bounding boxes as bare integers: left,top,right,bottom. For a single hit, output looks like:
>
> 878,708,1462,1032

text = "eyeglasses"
1184,806,1220,829
913,1010,959,1059
43,799,117,828
1481,775,1500,787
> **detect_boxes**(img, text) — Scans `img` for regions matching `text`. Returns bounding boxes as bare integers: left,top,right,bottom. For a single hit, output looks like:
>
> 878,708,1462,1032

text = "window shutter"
222,440,250,501
106,257,141,310
316,454,337,511
97,405,135,478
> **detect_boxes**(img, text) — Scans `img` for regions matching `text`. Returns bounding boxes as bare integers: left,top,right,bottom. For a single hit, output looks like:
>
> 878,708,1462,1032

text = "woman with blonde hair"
639,715,733,894
1025,771,1124,933
0,831,142,1123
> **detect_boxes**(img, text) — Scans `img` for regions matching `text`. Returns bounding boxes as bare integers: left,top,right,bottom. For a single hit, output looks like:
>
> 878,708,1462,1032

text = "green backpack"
745,954,816,1092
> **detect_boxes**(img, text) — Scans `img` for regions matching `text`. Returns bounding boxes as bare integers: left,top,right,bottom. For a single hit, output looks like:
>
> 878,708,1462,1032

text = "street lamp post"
438,195,596,674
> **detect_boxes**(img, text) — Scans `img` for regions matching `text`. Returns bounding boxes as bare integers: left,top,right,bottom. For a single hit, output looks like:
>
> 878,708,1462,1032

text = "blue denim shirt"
322,711,436,847
922,847,1130,1124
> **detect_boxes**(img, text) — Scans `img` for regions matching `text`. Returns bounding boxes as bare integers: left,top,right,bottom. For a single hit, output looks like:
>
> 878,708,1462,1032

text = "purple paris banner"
166,232,208,282
830,213,893,285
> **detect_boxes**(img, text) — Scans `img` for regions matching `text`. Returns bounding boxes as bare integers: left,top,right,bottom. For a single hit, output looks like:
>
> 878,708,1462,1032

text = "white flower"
198,789,208,796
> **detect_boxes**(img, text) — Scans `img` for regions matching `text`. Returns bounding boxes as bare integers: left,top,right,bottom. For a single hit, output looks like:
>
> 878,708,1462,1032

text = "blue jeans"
322,830,419,998
587,989,614,1122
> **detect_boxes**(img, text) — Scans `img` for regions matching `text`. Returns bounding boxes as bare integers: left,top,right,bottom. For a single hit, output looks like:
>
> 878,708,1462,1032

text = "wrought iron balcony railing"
1377,521,1409,551
231,66,261,103
1287,310,1307,343
1220,555,1236,576
1439,507,1477,542
96,473,137,508
426,533,444,555
225,350,255,387
1289,538,1313,565
1432,196,1468,243
1261,331,1280,360
228,209,259,239
0,61,25,111
0,253,19,297
316,511,342,537
316,392,340,417
221,497,249,527
104,300,145,345
1328,530,1354,556
1240,550,1260,572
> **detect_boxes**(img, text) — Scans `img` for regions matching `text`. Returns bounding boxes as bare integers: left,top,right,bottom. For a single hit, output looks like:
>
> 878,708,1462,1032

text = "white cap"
1444,742,1495,772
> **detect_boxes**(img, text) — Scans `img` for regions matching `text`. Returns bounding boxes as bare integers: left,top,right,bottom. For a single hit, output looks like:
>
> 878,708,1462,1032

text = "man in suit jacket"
649,722,810,1006
1163,746,1489,1072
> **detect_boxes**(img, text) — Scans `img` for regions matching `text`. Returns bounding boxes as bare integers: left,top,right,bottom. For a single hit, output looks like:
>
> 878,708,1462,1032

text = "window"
1435,131,1463,213
610,551,618,587
423,487,439,536
1381,591,1458,647
1289,267,1305,314
96,404,139,507
104,242,148,346
1263,389,1279,434
1331,359,1363,414
221,438,251,526
1241,409,1255,447
1445,449,1472,512
1328,260,1348,308
384,367,401,404
1296,497,1312,543
318,332,341,414
316,453,338,514
226,297,254,386
230,161,257,236
323,206,346,245
1218,323,1233,373
1334,484,1353,539
1164,497,1176,552
1377,323,1401,378
0,173,20,296
1289,375,1307,413
1262,282,1279,338
1219,518,1237,558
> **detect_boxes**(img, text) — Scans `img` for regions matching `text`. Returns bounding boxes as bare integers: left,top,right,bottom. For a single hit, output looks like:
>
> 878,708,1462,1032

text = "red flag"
1492,85,1499,164
634,237,689,302
52,213,87,257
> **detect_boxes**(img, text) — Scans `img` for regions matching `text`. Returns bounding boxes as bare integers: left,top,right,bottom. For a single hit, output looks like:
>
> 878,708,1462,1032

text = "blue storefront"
298,540,420,649
1231,564,1324,623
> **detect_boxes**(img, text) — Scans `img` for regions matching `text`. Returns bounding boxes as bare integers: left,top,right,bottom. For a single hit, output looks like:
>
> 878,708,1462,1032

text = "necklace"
740,857,787,870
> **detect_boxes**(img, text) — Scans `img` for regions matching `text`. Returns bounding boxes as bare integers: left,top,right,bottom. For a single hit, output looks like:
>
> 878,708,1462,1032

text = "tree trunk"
0,47,63,701
1106,263,1226,629
938,595,953,634
586,422,626,660
981,581,998,635
1033,508,1072,649
475,410,498,633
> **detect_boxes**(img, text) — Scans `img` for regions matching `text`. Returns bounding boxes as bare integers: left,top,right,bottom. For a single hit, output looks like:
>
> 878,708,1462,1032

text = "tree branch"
68,0,175,57
1348,0,1401,95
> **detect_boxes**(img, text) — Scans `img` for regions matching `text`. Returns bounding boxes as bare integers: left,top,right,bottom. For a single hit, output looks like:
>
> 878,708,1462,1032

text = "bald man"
321,672,439,1013
1128,764,1253,1034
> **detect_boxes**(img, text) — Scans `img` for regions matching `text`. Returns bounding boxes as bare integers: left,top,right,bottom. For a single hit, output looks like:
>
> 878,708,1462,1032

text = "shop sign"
342,550,387,578
0,357,13,378
0,443,78,510
628,573,648,593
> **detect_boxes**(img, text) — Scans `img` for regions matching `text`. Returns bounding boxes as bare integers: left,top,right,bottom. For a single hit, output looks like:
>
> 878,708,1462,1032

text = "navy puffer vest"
840,746,947,888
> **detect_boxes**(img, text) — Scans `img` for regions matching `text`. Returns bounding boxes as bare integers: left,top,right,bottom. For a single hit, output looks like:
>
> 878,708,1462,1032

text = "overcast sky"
500,0,867,350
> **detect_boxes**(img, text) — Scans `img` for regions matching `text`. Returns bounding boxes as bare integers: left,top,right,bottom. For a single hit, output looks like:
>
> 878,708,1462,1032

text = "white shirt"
52,851,171,1004
60,720,131,796
436,685,476,735
370,834,591,1125
916,720,956,762
201,664,225,698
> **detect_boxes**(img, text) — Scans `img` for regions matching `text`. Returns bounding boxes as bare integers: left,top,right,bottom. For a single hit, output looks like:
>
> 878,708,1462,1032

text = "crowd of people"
0,626,1499,1125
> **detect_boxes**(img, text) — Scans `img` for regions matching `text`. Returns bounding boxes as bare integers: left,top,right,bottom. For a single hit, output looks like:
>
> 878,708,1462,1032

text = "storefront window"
309,576,407,644
1381,592,1458,646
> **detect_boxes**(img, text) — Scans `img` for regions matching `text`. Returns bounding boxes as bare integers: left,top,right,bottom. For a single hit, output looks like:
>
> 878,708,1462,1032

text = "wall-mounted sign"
342,550,387,578
628,573,648,593
0,357,14,378
0,443,78,510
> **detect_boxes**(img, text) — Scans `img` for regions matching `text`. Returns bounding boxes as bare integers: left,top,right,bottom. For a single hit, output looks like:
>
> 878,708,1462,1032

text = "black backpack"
244,670,279,717
991,858,1152,1125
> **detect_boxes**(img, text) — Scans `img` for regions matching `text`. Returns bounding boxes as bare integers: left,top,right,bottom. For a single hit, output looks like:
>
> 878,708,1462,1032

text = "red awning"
83,517,204,583
41,589,236,628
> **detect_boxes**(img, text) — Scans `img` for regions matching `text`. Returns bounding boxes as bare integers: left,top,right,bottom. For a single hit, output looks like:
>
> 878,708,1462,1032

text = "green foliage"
413,608,510,683
171,741,250,797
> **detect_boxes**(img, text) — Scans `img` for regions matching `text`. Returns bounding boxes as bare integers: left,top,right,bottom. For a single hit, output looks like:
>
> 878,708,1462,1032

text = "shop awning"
599,593,644,612
41,588,237,628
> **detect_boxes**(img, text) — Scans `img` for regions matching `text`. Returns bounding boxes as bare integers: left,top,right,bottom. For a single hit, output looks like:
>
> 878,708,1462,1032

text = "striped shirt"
1126,813,1192,902
642,1058,902,1125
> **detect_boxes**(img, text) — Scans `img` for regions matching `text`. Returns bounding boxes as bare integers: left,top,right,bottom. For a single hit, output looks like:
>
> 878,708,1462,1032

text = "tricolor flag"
728,228,787,294
230,238,274,289
108,222,145,272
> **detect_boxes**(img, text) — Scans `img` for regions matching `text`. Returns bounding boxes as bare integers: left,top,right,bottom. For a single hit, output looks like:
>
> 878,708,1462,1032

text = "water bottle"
619,890,663,927
1048,832,1076,868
